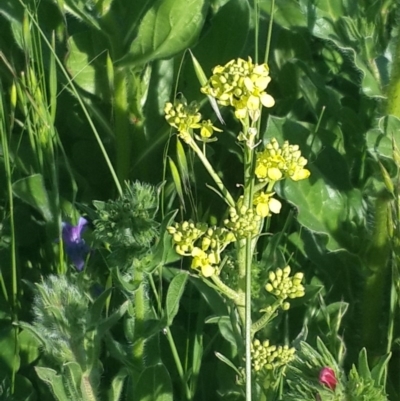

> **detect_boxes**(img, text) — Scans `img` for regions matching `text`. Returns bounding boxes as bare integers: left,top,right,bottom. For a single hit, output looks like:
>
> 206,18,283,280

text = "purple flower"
319,367,337,390
62,217,89,271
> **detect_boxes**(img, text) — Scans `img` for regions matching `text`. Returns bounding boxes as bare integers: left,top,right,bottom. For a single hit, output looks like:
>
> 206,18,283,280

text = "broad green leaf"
261,0,307,29
135,363,173,401
19,329,40,367
66,31,109,97
13,374,36,401
189,275,228,316
166,272,188,325
119,0,208,67
35,367,70,401
366,115,400,160
12,174,53,222
182,0,249,102
0,324,20,373
278,164,363,252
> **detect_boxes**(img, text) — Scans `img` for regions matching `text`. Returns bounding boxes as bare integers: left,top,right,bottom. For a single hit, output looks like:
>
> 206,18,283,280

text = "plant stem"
386,30,400,117
114,69,132,183
0,89,18,393
188,138,235,207
361,192,391,354
132,270,145,368
165,328,192,400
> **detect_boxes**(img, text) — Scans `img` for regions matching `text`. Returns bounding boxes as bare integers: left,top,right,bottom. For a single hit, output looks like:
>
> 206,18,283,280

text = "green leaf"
88,287,113,328
260,0,307,29
168,157,185,208
142,209,180,273
62,362,83,400
278,165,363,252
12,174,53,222
367,115,400,160
214,352,241,375
135,363,173,401
0,324,20,374
65,31,109,97
370,353,392,386
18,328,40,367
59,0,101,29
35,367,70,401
357,348,372,380
166,272,188,325
108,368,128,401
118,0,208,67
97,301,129,337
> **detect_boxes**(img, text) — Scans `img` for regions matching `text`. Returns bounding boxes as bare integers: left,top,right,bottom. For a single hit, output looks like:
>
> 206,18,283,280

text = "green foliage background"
0,0,399,400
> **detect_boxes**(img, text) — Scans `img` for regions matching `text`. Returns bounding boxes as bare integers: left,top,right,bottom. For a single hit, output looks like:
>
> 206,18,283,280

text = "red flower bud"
319,367,337,390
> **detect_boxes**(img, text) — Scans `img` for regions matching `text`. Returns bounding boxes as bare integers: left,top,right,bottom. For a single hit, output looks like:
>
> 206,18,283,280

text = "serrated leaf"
119,0,208,67
166,272,188,325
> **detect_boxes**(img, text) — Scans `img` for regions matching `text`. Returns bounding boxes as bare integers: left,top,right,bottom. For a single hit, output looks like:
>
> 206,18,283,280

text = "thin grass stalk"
18,0,123,197
263,0,275,65
0,87,18,393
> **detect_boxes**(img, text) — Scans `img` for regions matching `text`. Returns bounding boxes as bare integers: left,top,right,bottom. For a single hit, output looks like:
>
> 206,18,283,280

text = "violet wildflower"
62,217,90,271
319,367,337,390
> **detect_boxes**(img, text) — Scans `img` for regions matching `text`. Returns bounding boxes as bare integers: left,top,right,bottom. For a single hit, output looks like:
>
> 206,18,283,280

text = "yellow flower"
191,247,216,277
164,100,202,142
253,192,282,217
201,57,274,120
255,138,310,183
200,120,223,139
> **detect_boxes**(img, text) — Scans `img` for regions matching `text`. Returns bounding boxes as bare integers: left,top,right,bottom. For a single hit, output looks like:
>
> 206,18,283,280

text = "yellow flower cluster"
224,205,262,239
255,138,310,183
251,339,295,372
167,223,235,277
201,57,275,120
253,191,282,218
164,99,222,142
167,221,207,256
265,266,305,301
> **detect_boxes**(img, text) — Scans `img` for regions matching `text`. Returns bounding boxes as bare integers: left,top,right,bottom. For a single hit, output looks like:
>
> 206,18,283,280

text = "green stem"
386,31,400,117
132,270,145,368
20,2,122,196
251,302,280,336
264,0,275,64
210,274,243,306
0,92,18,394
114,69,131,183
165,328,192,400
361,192,391,353
188,138,235,207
